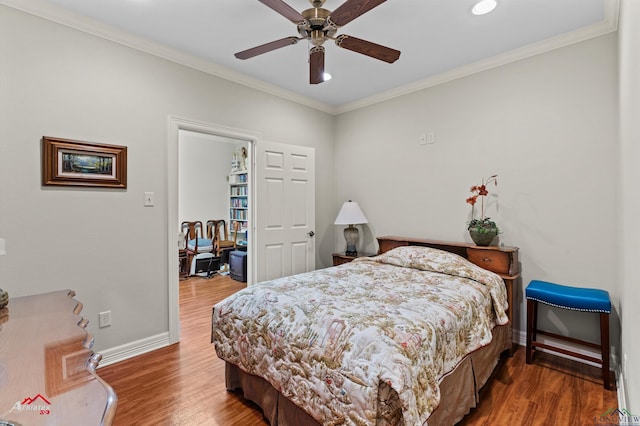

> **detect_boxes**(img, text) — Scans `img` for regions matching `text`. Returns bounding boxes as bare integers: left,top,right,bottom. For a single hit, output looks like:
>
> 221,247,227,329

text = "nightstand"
332,252,375,266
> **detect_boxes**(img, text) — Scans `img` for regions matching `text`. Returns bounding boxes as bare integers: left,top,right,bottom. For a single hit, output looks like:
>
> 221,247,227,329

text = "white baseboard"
617,366,628,411
96,332,172,368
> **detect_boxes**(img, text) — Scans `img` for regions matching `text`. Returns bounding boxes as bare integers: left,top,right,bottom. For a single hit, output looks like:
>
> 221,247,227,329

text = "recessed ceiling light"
323,72,332,82
472,0,497,15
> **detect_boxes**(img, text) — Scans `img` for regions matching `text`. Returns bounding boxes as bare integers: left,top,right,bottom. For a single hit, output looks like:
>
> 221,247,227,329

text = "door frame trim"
167,115,260,344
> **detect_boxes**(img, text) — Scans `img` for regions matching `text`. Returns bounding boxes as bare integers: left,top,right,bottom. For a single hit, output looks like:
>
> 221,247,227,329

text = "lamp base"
343,225,359,257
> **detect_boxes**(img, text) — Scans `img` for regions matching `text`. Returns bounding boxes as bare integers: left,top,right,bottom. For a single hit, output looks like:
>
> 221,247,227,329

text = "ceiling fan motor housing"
299,7,336,45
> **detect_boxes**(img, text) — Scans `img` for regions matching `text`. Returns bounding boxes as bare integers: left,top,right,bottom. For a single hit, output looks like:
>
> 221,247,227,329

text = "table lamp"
334,200,368,256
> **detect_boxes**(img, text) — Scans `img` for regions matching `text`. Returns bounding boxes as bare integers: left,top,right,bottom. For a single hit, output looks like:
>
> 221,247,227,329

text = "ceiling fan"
234,0,401,84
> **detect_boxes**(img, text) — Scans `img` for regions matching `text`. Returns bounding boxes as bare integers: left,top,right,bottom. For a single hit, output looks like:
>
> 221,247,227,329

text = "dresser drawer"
467,248,517,275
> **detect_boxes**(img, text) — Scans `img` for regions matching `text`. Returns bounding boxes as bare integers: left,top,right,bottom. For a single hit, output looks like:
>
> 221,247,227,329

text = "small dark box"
229,250,247,282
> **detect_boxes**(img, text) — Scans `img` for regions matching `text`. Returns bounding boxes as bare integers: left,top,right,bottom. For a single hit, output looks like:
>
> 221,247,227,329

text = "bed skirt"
224,324,511,426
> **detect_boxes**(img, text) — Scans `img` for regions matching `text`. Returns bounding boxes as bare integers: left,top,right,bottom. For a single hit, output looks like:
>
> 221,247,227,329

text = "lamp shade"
334,201,368,225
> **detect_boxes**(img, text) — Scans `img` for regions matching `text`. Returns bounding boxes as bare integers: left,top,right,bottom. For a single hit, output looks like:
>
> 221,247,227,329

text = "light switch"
144,192,155,207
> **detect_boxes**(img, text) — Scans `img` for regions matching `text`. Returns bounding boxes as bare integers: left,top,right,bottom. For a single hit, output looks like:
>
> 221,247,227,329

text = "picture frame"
42,136,127,188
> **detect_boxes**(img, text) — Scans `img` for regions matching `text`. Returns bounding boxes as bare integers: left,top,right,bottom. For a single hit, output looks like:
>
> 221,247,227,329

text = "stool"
525,280,611,389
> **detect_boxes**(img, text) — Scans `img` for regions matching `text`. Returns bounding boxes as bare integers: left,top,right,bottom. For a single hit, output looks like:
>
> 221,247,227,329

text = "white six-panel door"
255,141,315,283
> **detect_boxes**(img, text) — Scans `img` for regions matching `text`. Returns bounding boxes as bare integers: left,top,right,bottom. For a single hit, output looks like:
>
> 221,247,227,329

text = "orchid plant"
466,174,499,234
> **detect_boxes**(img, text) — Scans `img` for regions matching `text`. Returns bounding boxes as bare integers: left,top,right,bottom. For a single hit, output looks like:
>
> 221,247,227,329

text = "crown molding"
334,0,620,114
1,0,619,116
0,0,335,114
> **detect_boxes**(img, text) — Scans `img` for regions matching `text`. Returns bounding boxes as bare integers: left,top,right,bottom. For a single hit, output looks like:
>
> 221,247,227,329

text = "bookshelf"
229,171,248,246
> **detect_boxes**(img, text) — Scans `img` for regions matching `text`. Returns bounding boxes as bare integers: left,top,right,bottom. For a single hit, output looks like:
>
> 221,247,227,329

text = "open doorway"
178,130,248,278
167,117,258,344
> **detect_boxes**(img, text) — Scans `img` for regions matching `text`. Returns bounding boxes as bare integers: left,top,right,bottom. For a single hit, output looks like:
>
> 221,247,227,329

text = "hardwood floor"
99,276,618,426
99,275,265,426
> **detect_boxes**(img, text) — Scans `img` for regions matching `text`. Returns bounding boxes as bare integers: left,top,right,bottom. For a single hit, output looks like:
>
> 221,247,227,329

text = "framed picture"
42,136,127,188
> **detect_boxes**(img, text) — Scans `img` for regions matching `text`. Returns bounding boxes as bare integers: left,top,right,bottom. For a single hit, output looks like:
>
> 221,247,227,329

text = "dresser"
0,290,117,425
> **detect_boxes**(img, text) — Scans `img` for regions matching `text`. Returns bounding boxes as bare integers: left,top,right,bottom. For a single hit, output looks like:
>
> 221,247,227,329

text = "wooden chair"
181,221,214,275
207,220,238,264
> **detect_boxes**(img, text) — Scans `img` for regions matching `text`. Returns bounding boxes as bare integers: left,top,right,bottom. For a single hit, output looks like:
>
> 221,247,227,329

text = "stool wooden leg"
600,312,611,390
526,299,536,364
531,300,538,343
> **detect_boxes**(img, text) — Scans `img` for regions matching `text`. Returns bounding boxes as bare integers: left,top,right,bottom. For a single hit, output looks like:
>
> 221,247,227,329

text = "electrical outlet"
99,311,112,328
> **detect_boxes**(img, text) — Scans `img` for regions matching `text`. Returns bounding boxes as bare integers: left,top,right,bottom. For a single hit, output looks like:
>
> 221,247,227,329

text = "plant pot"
469,228,498,246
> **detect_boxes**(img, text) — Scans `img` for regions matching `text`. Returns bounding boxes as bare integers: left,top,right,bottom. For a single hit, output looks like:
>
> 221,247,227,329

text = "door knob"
307,231,315,237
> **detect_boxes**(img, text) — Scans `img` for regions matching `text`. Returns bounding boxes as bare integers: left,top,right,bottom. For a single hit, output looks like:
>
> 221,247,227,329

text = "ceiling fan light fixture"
472,0,497,15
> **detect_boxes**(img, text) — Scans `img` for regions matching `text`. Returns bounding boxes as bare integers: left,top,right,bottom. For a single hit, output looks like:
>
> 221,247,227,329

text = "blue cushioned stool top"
526,280,611,313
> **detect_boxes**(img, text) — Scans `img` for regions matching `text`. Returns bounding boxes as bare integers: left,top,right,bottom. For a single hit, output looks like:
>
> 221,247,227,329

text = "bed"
211,236,520,425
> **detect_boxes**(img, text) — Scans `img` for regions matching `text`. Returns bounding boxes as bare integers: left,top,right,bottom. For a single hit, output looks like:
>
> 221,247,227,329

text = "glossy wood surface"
459,347,618,425
466,247,519,276
99,275,617,425
0,290,116,425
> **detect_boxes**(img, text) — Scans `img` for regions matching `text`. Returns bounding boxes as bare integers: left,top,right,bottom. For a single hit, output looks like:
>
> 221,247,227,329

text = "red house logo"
9,393,52,415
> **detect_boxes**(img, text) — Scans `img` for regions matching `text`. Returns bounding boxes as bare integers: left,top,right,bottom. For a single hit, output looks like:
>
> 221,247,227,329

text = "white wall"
0,5,334,351
0,2,630,398
334,34,619,349
178,130,236,228
618,0,640,412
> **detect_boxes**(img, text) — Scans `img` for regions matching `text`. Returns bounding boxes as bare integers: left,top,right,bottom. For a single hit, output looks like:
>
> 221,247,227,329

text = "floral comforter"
211,246,508,425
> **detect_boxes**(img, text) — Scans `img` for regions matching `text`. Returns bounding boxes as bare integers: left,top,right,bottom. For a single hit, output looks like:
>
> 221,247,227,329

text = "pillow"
373,245,498,285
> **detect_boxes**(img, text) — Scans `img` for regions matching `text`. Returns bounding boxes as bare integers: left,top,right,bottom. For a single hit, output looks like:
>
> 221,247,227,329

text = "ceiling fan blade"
335,35,400,63
258,0,305,23
235,37,300,60
309,46,325,84
329,0,387,27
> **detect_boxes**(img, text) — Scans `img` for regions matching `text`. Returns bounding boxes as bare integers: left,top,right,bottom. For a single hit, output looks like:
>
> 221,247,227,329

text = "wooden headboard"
377,236,520,352
377,236,519,277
